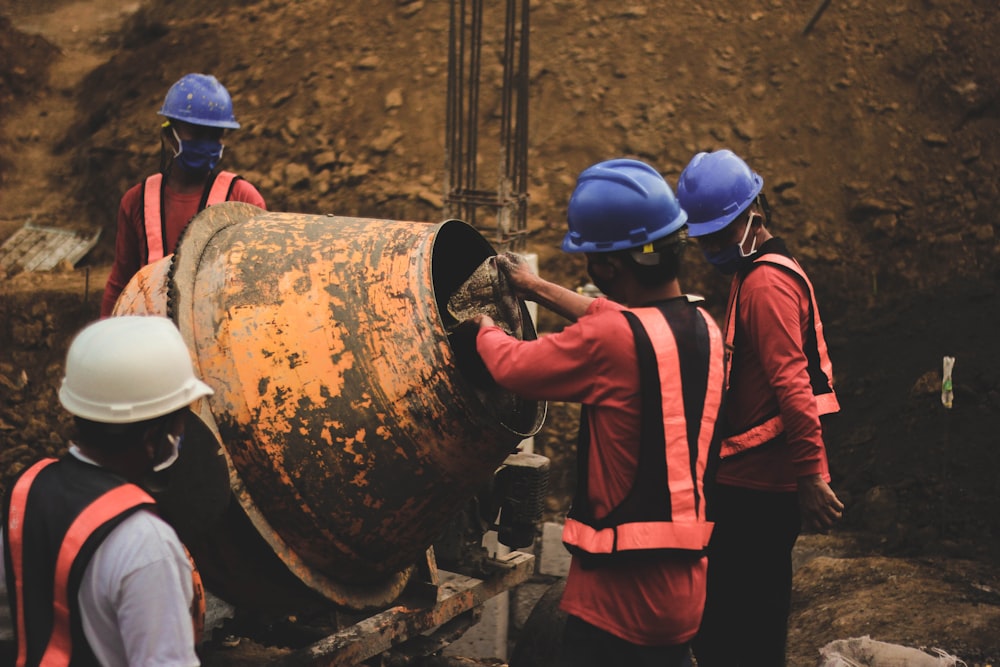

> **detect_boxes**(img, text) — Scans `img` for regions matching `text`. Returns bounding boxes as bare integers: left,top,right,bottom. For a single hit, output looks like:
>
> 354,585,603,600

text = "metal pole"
802,0,833,35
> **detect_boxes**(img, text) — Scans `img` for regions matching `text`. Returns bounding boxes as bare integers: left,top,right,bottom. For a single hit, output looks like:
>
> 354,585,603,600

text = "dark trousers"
692,485,802,667
557,614,693,667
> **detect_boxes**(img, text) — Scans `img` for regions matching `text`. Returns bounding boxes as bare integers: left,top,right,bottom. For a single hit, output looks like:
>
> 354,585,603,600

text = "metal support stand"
274,552,535,666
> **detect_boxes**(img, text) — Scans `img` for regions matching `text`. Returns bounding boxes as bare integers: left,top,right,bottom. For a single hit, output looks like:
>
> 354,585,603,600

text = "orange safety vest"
719,252,840,459
142,170,240,264
562,298,724,563
3,458,204,667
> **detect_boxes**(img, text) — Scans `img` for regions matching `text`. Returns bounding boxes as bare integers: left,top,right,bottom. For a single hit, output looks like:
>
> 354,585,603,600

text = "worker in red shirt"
474,158,724,667
677,149,844,667
101,73,266,317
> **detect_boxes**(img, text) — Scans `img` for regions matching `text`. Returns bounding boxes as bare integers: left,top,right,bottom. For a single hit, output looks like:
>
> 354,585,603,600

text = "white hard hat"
59,316,214,423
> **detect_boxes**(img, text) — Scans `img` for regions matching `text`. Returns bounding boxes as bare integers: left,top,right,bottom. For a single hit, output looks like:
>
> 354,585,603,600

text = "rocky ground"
1,0,998,665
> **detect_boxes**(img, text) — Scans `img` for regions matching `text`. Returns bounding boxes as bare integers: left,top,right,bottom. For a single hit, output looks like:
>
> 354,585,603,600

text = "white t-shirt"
0,450,199,666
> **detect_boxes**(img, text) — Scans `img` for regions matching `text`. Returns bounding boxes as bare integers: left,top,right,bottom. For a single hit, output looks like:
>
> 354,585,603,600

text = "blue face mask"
172,127,224,174
702,245,749,275
702,212,761,275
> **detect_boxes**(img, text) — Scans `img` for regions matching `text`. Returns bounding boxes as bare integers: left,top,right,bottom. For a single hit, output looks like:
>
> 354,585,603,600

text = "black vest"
3,455,155,667
562,297,724,567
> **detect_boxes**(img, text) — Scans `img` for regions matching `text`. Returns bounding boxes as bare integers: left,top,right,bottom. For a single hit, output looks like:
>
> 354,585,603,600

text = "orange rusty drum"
115,202,544,612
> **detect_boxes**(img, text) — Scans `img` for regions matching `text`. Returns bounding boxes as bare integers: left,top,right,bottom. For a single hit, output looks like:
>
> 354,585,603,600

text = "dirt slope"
1,0,998,665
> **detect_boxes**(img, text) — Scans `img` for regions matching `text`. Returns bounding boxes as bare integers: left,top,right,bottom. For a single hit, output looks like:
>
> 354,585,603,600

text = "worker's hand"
473,313,497,330
494,252,538,298
797,474,844,533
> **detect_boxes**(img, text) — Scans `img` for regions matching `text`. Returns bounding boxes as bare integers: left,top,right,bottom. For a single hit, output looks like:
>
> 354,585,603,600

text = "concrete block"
444,588,509,661
539,521,571,577
511,580,555,632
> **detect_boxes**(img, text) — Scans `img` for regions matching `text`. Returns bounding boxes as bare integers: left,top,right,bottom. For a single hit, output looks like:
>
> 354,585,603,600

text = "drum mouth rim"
434,220,547,438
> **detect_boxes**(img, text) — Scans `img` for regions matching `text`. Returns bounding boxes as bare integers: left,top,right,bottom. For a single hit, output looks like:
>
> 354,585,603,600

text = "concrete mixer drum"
113,202,548,615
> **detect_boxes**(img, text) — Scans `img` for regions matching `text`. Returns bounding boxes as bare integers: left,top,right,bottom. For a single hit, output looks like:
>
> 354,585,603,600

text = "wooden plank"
0,222,100,273
276,552,535,666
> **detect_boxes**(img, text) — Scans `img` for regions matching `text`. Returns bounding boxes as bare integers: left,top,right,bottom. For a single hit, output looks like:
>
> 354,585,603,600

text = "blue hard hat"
562,158,687,253
676,150,764,237
158,73,240,129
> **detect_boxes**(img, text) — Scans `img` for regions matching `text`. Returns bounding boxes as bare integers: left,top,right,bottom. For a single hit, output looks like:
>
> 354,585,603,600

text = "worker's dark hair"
615,226,689,287
73,409,185,451
757,193,772,226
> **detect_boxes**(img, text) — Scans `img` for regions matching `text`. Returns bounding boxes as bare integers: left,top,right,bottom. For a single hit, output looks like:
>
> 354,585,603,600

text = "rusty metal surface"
115,254,236,542
117,202,545,611
112,254,173,315
275,551,535,666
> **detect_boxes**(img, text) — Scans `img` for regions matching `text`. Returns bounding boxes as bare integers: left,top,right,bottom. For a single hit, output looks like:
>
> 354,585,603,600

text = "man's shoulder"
746,255,811,289
228,176,266,208
94,509,186,575
584,296,625,315
579,298,632,331
574,301,640,357
113,508,178,538
119,179,148,205
740,259,813,316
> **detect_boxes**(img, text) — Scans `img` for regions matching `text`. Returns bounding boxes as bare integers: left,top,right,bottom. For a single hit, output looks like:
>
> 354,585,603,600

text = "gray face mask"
153,433,182,472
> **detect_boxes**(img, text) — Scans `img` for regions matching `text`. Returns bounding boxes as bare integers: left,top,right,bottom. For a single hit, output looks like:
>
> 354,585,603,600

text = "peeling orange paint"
114,254,172,316
116,203,544,610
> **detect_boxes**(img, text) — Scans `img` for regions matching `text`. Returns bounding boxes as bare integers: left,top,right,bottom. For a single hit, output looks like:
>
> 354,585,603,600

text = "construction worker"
473,158,724,667
101,73,266,317
677,149,844,666
1,316,213,666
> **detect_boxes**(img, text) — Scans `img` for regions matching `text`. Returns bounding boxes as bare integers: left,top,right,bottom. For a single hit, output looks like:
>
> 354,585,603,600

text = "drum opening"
432,220,546,438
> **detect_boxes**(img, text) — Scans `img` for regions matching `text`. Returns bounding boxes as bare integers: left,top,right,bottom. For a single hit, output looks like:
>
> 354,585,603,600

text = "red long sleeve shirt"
100,177,266,317
717,258,832,491
476,298,707,646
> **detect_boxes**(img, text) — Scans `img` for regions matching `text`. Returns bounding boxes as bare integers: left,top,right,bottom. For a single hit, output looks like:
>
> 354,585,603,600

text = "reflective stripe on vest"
7,459,55,667
7,459,155,667
142,175,165,264
186,547,205,644
563,516,716,553
720,253,840,459
142,171,239,264
43,485,156,666
562,301,724,555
